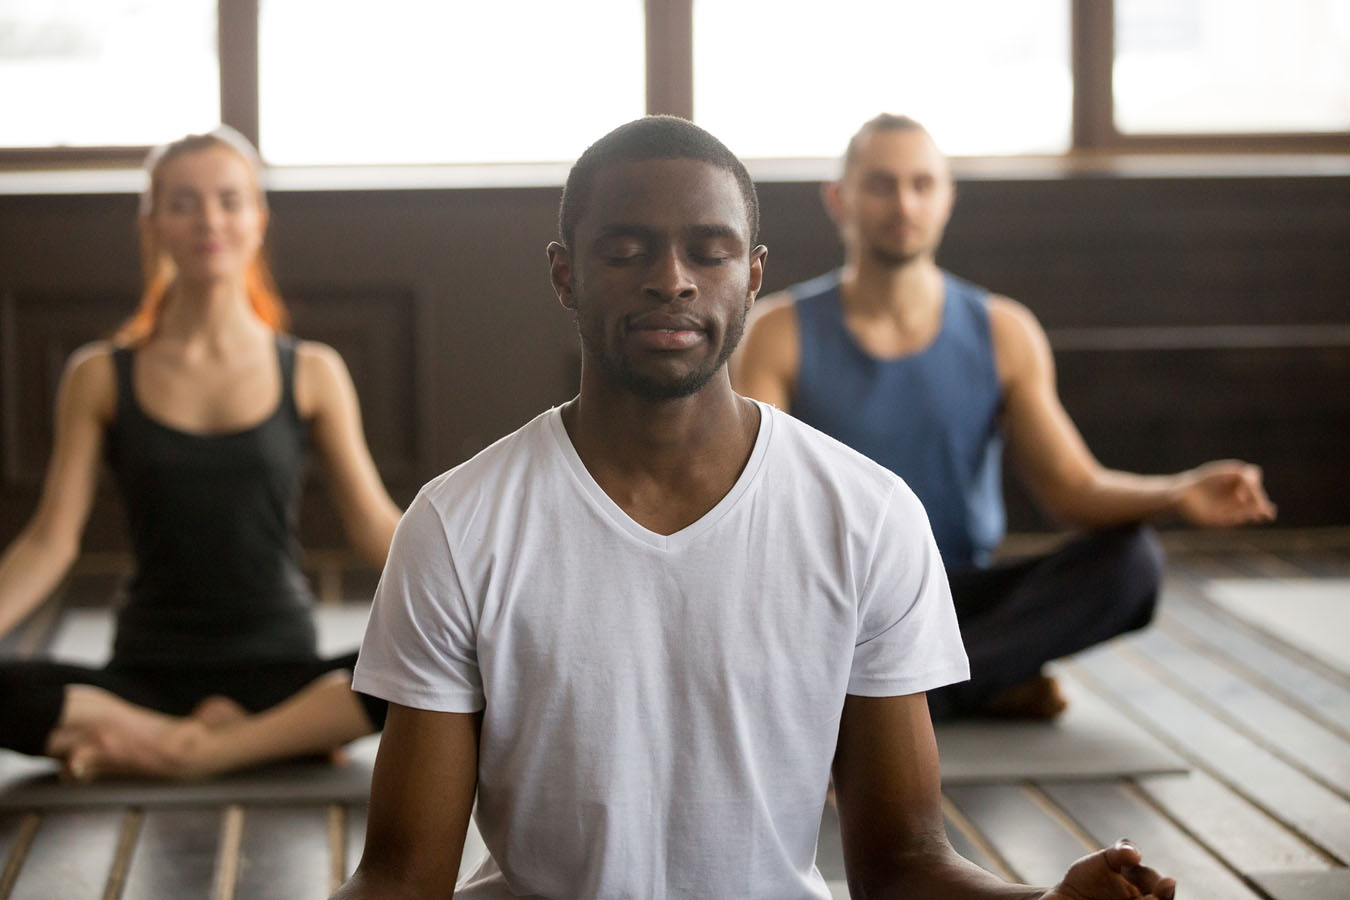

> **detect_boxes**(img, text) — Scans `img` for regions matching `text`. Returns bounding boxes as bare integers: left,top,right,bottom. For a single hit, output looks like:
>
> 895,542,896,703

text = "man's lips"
627,316,706,350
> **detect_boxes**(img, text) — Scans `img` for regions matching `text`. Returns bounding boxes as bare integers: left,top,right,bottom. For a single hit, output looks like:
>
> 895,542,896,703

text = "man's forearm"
848,840,1045,899
1038,467,1185,530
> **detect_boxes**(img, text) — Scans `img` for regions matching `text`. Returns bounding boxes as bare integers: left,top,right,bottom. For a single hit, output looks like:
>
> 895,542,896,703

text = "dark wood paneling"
1,171,1347,559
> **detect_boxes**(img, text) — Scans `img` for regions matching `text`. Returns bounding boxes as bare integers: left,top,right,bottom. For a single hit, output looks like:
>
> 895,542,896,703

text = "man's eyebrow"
595,224,658,240
593,223,744,243
685,224,742,242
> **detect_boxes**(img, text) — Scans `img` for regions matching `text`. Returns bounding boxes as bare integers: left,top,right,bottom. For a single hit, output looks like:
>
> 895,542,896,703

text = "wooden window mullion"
645,0,693,119
219,0,261,148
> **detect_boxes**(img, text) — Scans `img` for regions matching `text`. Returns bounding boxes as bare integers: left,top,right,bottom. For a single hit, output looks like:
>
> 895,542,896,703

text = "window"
693,0,1071,158
1,0,1345,164
1114,0,1350,136
0,0,218,149
258,0,645,165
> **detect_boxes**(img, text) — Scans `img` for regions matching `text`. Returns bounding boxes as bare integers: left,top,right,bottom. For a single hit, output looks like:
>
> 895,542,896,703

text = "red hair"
115,127,289,345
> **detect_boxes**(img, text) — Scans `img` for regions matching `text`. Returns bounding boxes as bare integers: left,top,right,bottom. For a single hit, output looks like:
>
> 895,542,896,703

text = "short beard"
866,241,921,268
572,295,748,403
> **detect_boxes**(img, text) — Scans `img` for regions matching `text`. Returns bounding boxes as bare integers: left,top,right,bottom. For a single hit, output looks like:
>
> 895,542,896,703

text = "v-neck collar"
547,401,773,552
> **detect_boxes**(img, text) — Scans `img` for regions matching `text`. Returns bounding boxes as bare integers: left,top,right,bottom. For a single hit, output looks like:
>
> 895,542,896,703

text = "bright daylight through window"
258,0,645,165
0,0,218,148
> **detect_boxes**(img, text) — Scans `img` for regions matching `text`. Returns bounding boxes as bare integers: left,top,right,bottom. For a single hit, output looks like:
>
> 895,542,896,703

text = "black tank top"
106,336,317,665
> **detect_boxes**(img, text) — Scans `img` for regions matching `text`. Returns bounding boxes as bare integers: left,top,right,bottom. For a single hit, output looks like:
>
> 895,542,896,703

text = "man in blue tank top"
735,114,1276,719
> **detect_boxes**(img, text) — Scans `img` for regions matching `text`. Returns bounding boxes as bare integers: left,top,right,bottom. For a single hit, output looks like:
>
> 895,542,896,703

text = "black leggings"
926,524,1164,719
0,652,387,756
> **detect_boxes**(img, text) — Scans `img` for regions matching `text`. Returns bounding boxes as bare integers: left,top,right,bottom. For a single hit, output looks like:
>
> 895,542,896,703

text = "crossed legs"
926,524,1165,720
0,655,385,781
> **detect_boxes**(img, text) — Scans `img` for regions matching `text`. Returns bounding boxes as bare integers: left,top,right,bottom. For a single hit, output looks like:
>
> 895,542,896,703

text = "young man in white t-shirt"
332,117,1177,900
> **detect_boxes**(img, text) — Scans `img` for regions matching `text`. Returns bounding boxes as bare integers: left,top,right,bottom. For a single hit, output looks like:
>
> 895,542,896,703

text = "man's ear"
746,244,769,311
820,181,845,226
547,241,575,309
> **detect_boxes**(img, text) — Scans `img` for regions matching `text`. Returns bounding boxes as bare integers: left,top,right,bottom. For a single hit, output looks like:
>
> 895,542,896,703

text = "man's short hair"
558,116,760,250
842,113,930,175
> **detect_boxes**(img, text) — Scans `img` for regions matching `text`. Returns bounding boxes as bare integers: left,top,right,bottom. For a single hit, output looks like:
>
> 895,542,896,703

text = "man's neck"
837,254,945,355
561,373,760,535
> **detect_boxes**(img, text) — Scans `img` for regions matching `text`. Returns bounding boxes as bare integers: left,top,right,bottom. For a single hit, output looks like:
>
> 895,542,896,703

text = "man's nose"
644,248,697,302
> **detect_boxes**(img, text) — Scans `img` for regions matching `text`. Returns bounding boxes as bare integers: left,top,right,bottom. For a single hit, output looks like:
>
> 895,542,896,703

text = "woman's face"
150,144,266,284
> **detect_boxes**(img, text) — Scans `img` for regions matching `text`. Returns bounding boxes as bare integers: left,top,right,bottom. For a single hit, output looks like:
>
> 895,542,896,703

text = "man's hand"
1175,459,1276,527
1043,839,1176,899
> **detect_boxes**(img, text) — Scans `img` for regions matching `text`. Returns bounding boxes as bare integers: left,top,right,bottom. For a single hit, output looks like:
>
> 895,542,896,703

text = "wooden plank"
1135,770,1330,874
944,783,1092,886
940,796,1016,880
1130,628,1350,793
0,811,28,875
7,809,125,900
232,806,330,900
1161,596,1350,737
344,803,365,883
1069,646,1350,862
1040,781,1262,899
0,813,38,899
1249,869,1350,900
119,808,223,900
328,805,344,894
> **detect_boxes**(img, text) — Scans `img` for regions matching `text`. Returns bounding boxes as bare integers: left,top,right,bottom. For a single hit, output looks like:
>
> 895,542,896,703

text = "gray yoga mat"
1204,578,1350,675
0,734,379,810
934,672,1188,783
1,604,377,809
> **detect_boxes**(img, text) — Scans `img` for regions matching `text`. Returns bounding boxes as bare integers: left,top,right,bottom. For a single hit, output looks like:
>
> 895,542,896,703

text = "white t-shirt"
354,402,969,900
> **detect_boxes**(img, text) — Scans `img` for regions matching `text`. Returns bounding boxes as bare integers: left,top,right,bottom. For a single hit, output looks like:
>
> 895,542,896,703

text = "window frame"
1,0,1345,168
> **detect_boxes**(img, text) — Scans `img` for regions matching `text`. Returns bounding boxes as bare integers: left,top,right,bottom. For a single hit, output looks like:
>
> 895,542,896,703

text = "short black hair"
842,113,929,175
558,116,759,250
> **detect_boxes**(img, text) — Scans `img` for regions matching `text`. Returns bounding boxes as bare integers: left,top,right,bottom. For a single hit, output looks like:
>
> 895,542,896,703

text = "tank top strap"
110,344,138,420
274,334,303,423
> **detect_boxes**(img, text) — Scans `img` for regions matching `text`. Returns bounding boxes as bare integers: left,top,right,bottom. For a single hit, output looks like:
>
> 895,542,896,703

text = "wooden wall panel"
1,170,1346,557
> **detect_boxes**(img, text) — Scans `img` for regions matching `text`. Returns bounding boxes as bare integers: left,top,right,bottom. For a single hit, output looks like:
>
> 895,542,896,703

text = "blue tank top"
105,336,317,665
792,270,1004,568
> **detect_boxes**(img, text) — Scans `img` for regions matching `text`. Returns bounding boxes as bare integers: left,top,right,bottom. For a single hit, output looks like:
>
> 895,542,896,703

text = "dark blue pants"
926,524,1164,719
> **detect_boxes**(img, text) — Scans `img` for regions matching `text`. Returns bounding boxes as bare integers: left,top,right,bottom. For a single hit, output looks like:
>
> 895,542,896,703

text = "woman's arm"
0,345,114,638
295,342,403,569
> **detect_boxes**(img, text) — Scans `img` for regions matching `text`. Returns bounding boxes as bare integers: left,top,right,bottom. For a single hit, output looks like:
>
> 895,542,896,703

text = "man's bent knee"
1104,524,1165,631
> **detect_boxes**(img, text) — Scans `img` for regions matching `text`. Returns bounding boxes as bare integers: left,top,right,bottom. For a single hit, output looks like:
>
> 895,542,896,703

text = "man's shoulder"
763,404,934,540
763,404,903,495
785,269,843,305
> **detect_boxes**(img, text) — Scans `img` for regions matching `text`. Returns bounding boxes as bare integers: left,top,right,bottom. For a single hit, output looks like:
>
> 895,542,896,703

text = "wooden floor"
1,534,1348,899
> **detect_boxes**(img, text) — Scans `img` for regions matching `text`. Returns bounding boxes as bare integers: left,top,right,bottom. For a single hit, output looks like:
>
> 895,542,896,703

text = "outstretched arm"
991,297,1276,530
332,703,479,899
0,345,113,639
730,292,798,410
834,691,1175,899
296,342,403,569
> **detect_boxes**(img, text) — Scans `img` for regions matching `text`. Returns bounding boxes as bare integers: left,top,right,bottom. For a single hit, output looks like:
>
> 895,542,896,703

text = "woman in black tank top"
0,128,401,780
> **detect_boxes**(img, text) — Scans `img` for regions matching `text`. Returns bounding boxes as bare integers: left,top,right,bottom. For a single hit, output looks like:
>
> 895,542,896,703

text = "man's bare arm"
331,703,480,900
834,692,1175,899
730,291,799,410
833,692,1041,898
990,297,1276,529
